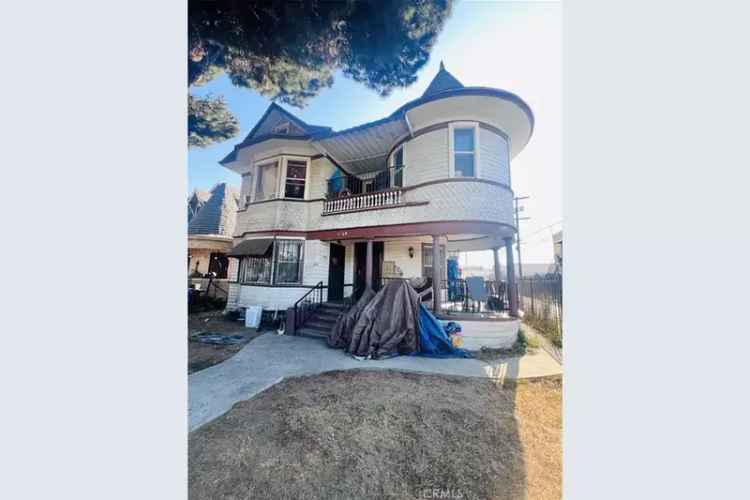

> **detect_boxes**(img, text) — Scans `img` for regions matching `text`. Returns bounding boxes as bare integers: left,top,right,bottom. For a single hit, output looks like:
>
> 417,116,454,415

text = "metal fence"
518,276,563,346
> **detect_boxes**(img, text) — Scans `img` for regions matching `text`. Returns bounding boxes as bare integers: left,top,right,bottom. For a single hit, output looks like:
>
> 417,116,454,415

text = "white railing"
323,188,403,215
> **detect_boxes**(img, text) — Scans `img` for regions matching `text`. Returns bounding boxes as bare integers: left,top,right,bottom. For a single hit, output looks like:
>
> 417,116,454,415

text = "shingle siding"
479,127,510,185
403,128,449,185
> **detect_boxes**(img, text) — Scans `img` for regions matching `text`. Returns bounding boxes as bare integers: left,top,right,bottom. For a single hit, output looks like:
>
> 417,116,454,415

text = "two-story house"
220,64,533,325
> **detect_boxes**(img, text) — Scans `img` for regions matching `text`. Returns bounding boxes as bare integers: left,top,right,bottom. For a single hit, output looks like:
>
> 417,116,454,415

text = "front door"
327,243,346,301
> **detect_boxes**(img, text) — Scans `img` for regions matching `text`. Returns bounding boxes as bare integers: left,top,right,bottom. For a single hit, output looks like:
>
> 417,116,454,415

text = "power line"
514,196,531,280
526,219,563,238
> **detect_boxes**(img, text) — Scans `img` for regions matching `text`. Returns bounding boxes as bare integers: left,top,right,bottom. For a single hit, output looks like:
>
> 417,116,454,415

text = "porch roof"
313,117,409,175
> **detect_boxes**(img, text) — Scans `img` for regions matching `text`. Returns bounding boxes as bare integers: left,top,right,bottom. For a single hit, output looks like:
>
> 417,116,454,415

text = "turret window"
453,128,475,177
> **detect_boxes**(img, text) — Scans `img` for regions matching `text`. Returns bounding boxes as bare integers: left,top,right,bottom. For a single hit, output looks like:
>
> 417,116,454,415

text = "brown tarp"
327,288,375,349
328,280,421,359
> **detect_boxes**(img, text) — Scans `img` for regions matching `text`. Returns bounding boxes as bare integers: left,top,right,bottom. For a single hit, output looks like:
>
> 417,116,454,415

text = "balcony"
322,165,405,215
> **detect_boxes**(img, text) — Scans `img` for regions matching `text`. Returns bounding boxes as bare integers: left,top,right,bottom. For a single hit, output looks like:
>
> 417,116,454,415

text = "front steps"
296,301,349,339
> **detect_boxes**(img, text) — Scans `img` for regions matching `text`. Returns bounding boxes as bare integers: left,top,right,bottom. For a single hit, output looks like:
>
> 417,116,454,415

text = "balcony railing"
323,165,405,215
323,188,403,214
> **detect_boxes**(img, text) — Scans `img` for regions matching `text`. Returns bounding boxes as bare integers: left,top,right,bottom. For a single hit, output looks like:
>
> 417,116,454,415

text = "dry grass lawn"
189,370,561,500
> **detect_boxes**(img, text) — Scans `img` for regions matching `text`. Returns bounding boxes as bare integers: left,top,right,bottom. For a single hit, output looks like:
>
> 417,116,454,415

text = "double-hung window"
284,160,307,199
452,126,476,177
254,161,279,201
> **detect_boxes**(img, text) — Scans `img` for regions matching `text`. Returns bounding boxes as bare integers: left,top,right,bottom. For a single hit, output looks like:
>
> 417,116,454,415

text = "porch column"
365,239,373,291
504,237,519,317
492,247,502,290
432,235,442,314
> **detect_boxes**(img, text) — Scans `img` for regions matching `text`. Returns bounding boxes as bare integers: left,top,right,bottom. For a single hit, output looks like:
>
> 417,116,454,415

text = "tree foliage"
188,95,240,148
188,0,452,147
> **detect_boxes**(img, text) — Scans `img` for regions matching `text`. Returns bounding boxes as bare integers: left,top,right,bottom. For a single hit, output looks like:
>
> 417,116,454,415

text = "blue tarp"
447,258,462,302
415,304,473,358
328,168,345,193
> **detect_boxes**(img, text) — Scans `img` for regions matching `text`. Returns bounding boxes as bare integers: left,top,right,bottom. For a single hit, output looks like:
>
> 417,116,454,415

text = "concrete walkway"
189,333,562,432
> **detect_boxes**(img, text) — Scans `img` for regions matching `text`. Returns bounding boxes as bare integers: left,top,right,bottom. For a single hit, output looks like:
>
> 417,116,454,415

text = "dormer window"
272,121,291,134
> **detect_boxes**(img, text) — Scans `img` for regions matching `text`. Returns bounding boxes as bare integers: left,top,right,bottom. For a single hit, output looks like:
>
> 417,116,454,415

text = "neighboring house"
220,63,533,319
188,183,240,285
550,230,563,275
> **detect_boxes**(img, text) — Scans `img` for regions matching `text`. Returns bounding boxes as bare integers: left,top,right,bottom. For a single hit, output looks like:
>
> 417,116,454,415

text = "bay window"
254,161,279,201
239,244,273,284
284,159,307,199
239,239,304,285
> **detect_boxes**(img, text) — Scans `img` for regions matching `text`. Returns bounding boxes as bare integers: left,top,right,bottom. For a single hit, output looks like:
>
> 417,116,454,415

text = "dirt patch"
189,370,561,500
188,311,265,374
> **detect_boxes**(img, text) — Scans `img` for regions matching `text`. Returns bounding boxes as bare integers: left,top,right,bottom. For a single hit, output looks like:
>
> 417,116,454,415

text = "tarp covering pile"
327,279,472,359
416,304,472,358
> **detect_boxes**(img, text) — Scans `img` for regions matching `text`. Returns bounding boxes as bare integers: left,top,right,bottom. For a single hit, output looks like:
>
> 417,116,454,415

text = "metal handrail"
292,281,325,332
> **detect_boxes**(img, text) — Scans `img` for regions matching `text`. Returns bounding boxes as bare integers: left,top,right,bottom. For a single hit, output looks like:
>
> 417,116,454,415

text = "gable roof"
188,183,239,237
187,189,210,223
220,103,332,165
422,61,464,97
219,65,533,174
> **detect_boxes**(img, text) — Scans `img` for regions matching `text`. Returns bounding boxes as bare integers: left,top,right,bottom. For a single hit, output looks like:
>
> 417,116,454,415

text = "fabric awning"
227,238,273,257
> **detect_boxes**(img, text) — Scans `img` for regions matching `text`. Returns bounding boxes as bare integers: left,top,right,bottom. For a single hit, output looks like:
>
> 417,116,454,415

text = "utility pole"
513,196,531,280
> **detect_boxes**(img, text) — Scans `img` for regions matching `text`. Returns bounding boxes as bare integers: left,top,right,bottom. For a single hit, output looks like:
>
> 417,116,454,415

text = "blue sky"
188,1,561,264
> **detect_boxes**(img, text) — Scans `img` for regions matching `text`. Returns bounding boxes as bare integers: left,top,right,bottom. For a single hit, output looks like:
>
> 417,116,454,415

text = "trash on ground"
244,305,263,328
190,332,246,345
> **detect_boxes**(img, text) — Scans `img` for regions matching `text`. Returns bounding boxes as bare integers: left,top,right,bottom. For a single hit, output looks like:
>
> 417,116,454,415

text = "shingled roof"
187,189,210,223
421,61,464,97
220,103,332,165
188,183,239,237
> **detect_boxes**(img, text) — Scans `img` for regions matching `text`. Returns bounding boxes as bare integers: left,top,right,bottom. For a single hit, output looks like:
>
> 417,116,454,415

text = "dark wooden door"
327,243,346,301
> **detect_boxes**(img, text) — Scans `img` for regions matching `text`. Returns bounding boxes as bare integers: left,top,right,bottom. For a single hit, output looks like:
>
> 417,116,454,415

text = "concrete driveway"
189,333,562,431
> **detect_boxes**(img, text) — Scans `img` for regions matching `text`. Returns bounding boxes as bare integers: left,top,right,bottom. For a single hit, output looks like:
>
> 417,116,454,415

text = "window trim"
251,159,281,203
421,242,447,280
273,239,305,285
448,122,481,178
239,238,305,286
250,155,311,203
281,156,310,200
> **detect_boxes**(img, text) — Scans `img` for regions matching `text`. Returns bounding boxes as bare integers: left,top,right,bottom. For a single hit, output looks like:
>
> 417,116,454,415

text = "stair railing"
293,281,325,333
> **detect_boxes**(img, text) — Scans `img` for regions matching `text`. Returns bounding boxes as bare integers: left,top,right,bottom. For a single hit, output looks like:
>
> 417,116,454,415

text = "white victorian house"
220,64,533,333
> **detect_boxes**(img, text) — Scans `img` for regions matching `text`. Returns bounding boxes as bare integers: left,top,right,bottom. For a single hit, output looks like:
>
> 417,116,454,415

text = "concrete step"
296,327,329,340
310,309,342,321
304,320,335,332
319,301,350,311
